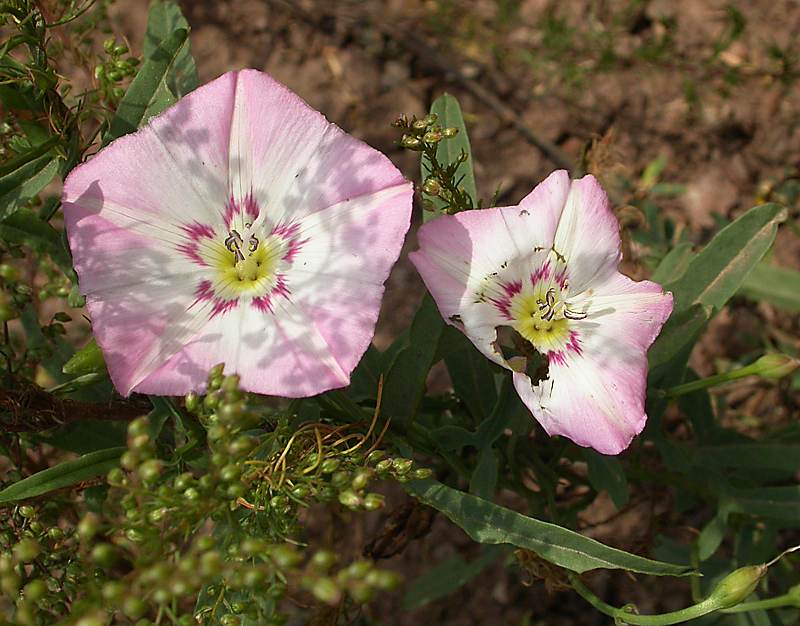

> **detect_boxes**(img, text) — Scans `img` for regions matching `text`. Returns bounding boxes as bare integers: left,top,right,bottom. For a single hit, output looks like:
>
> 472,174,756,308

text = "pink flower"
410,170,672,454
63,70,412,397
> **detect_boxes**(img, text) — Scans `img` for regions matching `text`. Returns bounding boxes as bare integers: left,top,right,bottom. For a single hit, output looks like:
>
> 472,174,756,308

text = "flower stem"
722,594,796,613
665,364,757,398
568,572,724,625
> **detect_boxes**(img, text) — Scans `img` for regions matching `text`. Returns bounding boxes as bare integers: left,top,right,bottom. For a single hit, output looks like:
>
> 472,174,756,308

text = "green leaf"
648,303,711,384
42,421,126,455
423,93,476,219
584,450,629,509
443,329,497,422
104,28,189,144
0,447,125,503
144,0,199,98
0,208,71,270
347,344,383,402
665,204,786,316
62,338,106,376
722,486,800,523
406,479,693,575
739,262,800,312
382,295,445,426
692,444,800,474
651,242,695,285
697,513,726,561
0,154,60,220
402,545,508,610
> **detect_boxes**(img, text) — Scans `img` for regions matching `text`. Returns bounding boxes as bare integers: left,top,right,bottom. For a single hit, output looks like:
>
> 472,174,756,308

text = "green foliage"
2,1,800,624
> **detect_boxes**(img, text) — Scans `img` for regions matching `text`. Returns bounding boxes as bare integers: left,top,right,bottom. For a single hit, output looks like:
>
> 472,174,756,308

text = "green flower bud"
228,435,257,456
120,450,139,470
291,484,310,499
366,450,385,465
23,578,47,602
422,113,438,126
91,543,117,568
13,538,41,563
310,550,337,572
338,489,361,510
351,469,373,491
107,467,125,486
138,459,163,483
221,374,241,393
309,576,341,605
365,569,402,590
423,130,442,143
123,597,147,619
363,493,385,511
0,302,19,321
375,459,393,474
47,527,64,541
412,467,433,480
0,264,20,282
208,363,226,386
184,488,200,503
392,458,413,474
18,505,35,519
62,339,106,375
346,560,371,579
270,544,302,569
220,615,241,626
412,119,428,130
422,178,442,196
707,564,766,609
320,458,340,474
184,391,199,413
752,353,800,380
1,572,21,595
174,472,194,490
400,135,423,150
226,483,246,499
243,568,266,588
220,464,241,483
442,126,459,138
77,513,100,541
101,580,126,602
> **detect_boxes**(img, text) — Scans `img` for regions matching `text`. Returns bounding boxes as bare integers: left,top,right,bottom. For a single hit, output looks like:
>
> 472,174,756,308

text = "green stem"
722,594,796,613
665,363,758,397
568,572,723,625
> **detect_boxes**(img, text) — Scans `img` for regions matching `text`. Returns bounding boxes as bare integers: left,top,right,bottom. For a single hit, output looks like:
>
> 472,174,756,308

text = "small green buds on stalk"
707,564,766,609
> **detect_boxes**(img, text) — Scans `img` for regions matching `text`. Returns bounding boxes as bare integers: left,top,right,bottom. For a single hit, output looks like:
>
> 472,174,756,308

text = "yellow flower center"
510,284,572,354
203,229,283,299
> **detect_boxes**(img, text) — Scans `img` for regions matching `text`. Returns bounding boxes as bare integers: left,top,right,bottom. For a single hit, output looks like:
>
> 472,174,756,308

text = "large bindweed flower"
410,170,672,454
63,70,412,397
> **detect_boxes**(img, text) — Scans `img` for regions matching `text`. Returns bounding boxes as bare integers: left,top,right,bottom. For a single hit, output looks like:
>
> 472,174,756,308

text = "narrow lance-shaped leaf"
738,262,800,312
423,93,477,220
0,447,125,503
666,203,786,316
406,479,693,576
104,28,189,144
144,0,199,98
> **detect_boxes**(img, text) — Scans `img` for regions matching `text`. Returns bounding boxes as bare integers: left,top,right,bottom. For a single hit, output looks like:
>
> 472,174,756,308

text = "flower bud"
423,131,442,143
411,119,428,130
13,538,41,563
309,576,341,605
442,126,459,138
184,392,199,413
707,564,766,609
338,489,362,510
422,178,441,196
422,113,438,126
751,353,800,380
400,135,423,150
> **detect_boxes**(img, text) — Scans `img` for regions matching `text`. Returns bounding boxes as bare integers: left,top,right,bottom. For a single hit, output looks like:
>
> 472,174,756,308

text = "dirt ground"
103,1,800,624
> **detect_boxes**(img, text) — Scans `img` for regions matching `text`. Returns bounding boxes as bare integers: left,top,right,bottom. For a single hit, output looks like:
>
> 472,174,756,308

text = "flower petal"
229,69,408,225
286,182,413,377
63,71,236,229
136,297,351,397
553,175,622,293
513,274,673,454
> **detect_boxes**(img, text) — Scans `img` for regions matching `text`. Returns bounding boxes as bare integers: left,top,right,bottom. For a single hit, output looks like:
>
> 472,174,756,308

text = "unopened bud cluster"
393,111,474,214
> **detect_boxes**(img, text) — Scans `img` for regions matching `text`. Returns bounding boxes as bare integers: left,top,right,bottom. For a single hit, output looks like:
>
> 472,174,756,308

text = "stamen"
225,230,245,262
563,307,588,320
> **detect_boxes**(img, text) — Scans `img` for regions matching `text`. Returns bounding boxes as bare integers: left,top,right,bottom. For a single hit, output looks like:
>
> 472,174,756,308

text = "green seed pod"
366,450,385,465
18,505,35,519
228,435,257,456
442,126,459,138
120,450,139,471
422,113,438,126
241,537,267,556
221,374,241,393
106,467,125,486
291,484,310,499
127,416,149,438
412,467,433,480
411,119,428,130
101,580,126,602
375,459,393,474
365,569,402,590
77,513,100,541
707,564,767,609
220,614,241,626
183,487,200,501
226,483,247,499
46,528,64,541
400,135,422,150
243,568,266,588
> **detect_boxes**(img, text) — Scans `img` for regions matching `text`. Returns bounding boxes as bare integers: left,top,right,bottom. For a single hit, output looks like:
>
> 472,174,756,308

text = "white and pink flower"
410,170,672,454
63,69,412,397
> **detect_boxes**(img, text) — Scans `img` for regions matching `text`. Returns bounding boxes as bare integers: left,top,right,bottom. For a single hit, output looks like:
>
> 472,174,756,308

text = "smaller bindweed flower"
410,170,673,455
63,70,412,397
